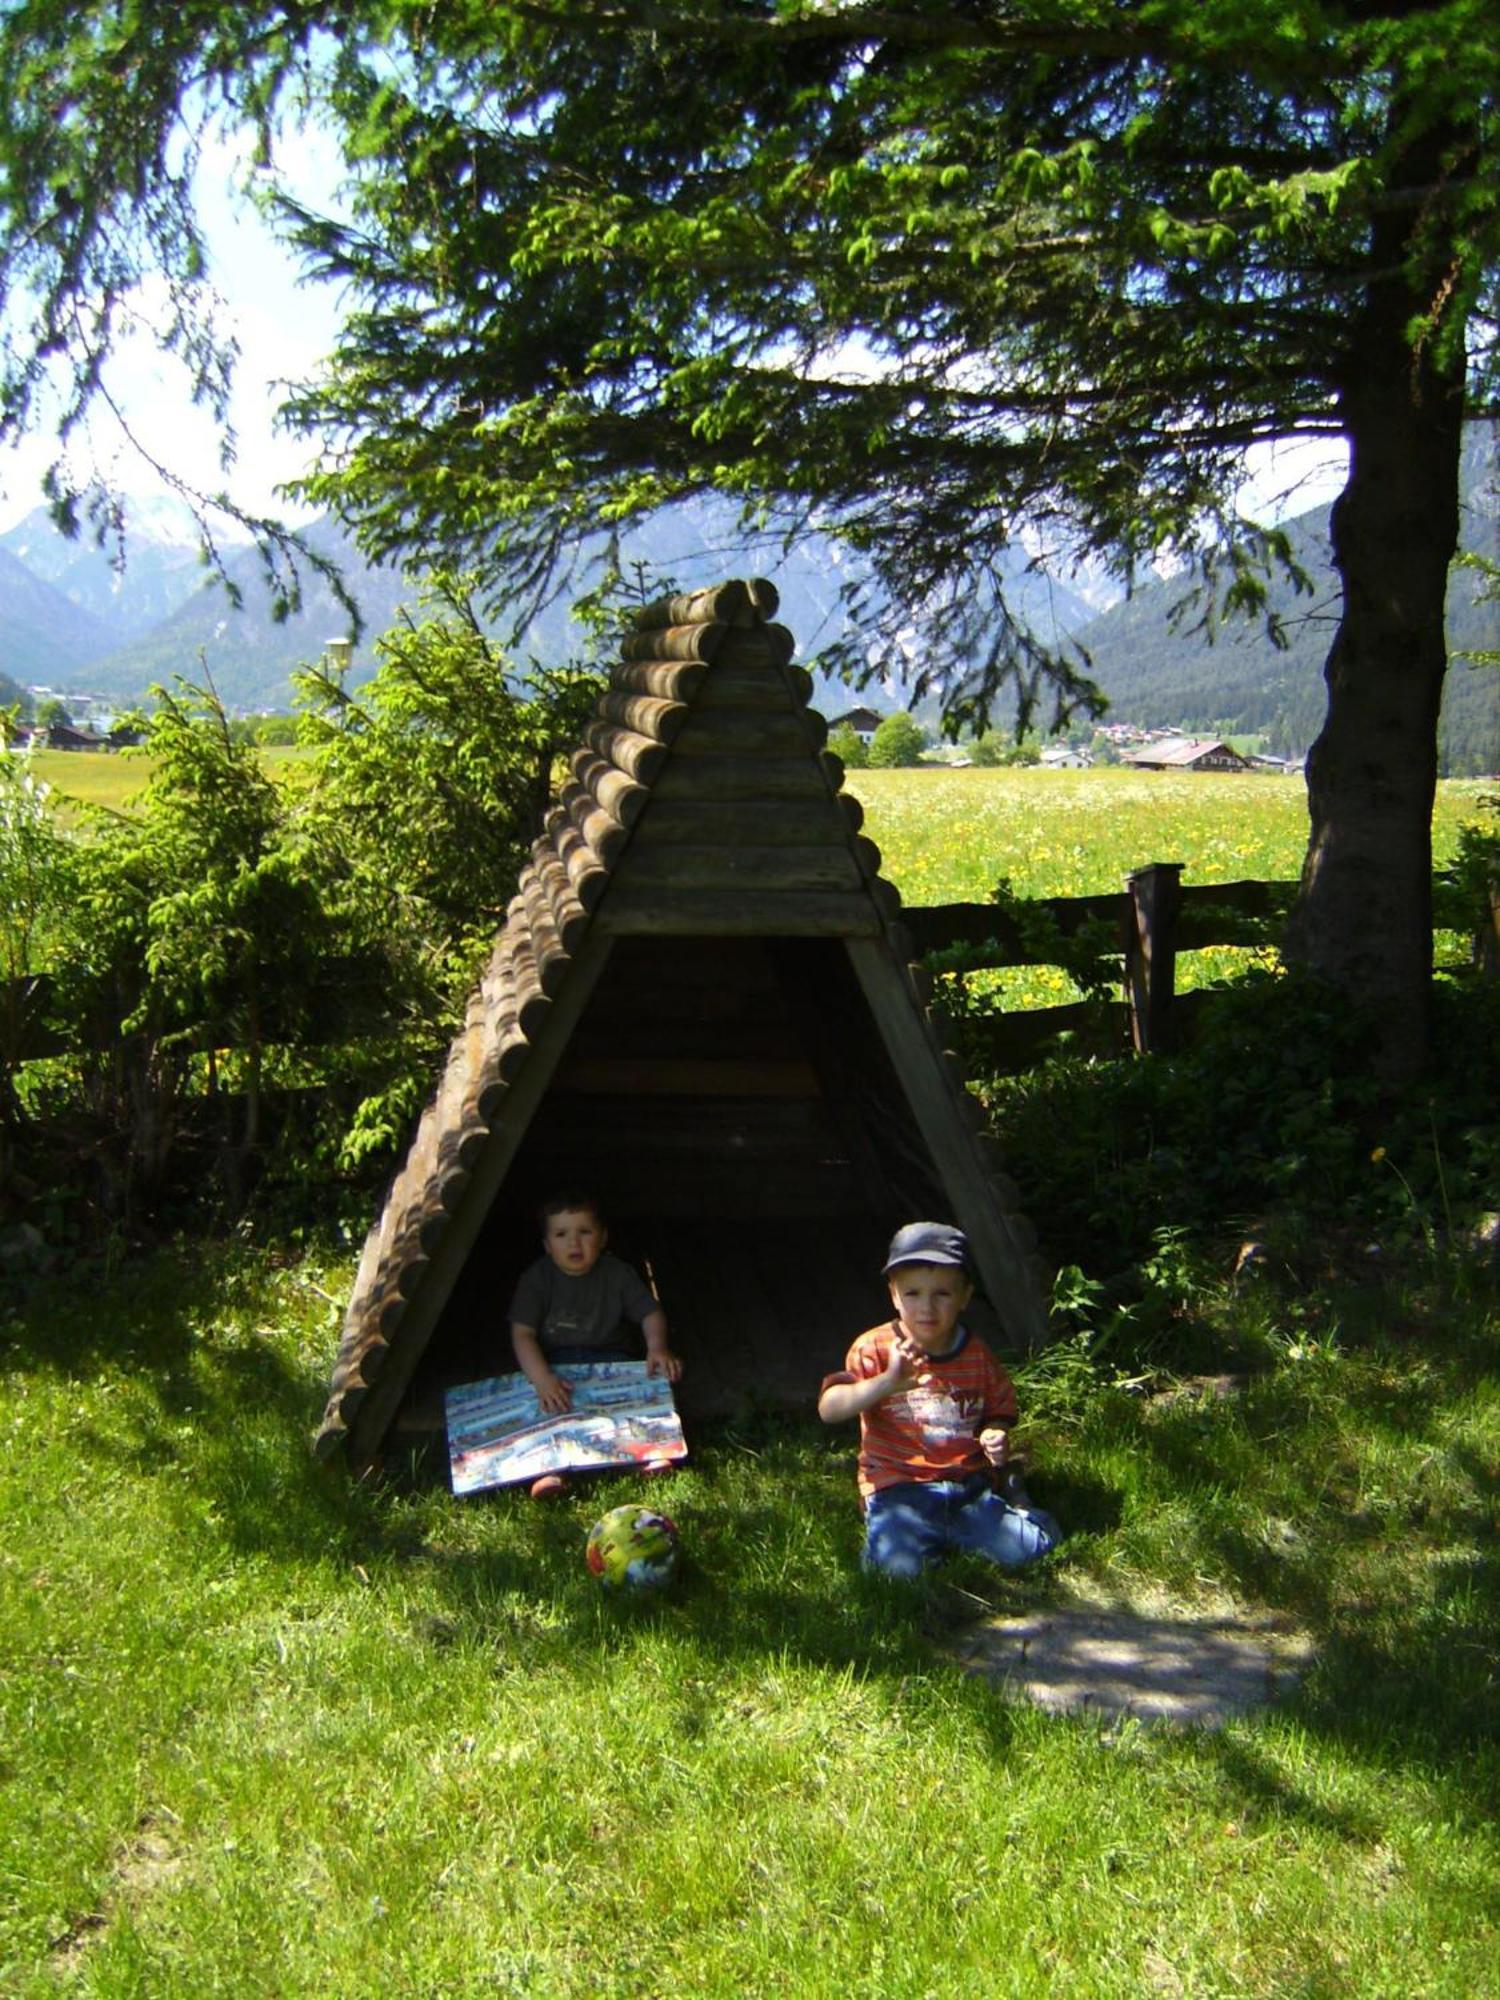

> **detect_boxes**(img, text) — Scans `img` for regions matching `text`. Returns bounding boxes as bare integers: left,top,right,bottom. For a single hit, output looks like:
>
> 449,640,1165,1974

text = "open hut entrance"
397,933,960,1440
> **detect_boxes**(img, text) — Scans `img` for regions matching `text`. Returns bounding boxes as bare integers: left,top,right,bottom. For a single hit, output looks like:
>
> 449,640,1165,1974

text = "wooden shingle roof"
316,577,1046,1466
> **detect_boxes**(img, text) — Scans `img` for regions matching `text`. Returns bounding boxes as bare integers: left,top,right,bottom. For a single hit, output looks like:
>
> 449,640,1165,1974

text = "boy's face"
887,1261,972,1354
543,1207,607,1278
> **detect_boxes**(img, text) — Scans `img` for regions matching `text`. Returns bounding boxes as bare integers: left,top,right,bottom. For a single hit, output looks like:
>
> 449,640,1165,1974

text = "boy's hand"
645,1346,683,1383
535,1372,573,1414
979,1425,1010,1467
878,1331,922,1394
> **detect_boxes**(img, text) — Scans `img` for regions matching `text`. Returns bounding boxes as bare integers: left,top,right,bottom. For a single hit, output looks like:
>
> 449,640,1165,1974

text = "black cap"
881,1222,970,1276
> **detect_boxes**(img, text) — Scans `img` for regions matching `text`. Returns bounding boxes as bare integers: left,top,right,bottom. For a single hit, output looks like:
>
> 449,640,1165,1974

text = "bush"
982,967,1500,1281
969,729,1040,767
5,591,605,1236
867,710,927,767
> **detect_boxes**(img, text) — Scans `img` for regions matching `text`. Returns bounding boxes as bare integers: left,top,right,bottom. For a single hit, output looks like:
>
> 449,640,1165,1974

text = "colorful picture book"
445,1361,687,1496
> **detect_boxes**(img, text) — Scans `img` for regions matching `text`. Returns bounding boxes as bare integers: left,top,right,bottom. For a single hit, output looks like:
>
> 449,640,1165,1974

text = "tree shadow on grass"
9,1244,1497,1839
1094,1354,1500,1838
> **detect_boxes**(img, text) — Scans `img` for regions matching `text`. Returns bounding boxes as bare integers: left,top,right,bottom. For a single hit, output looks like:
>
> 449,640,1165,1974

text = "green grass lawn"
32,751,1491,875
2,1244,1495,1996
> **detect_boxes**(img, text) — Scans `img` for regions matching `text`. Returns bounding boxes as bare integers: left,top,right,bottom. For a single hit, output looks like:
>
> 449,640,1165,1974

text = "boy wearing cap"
818,1222,1061,1578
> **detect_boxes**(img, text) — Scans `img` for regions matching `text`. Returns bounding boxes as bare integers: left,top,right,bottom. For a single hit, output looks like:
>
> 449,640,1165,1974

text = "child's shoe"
529,1473,568,1499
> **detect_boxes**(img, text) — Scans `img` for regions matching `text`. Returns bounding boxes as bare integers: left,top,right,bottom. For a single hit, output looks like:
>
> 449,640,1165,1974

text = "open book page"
446,1361,687,1496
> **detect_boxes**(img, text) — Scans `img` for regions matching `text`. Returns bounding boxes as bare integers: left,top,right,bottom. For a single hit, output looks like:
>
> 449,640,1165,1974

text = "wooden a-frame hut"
316,579,1049,1469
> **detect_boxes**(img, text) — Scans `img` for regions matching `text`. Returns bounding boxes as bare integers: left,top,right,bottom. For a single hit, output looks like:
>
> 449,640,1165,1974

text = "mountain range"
1070,425,1498,777
2,436,1494,772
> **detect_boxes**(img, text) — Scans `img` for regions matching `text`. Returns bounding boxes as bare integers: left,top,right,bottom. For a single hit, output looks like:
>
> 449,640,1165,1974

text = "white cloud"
1235,434,1348,523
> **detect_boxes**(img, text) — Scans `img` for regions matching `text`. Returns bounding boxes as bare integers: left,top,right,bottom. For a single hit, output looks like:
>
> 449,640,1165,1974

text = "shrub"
867,710,927,767
827,722,869,769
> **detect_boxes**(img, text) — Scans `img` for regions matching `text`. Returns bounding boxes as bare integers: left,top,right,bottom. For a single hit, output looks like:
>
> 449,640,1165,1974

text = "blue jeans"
863,1475,1061,1579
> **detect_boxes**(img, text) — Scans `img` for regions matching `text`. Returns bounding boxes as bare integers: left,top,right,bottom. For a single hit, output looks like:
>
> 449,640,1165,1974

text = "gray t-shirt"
506,1253,658,1355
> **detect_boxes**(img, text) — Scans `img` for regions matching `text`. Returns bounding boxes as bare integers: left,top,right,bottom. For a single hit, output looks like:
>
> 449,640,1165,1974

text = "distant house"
1121,737,1253,773
827,705,883,744
36,721,107,752
1040,744,1092,768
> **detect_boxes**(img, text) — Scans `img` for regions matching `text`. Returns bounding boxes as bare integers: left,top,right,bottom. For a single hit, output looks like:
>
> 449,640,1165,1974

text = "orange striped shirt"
826,1320,1020,1502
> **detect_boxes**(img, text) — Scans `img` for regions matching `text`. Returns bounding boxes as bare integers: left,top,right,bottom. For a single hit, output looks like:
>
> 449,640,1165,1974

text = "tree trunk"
1282,125,1467,1082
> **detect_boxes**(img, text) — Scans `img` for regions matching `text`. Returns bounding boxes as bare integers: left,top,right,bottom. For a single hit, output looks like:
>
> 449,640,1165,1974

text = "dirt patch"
46,1815,183,1975
951,1588,1314,1728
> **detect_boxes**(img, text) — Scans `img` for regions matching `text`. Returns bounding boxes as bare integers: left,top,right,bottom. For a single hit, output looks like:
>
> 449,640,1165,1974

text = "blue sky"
0,127,345,535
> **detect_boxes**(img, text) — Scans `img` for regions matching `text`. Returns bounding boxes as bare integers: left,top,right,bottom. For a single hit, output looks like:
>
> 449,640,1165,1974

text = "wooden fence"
8,861,1495,1078
901,862,1298,1070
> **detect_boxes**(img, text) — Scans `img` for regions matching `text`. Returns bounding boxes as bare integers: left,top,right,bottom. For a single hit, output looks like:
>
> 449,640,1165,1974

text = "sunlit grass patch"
849,766,1489,905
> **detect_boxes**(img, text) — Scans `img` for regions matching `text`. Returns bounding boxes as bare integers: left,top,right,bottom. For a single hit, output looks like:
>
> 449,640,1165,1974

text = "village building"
825,704,883,744
1121,737,1254,773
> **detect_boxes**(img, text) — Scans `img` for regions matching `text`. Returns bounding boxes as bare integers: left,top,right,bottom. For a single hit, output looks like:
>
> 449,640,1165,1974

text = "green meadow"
32,750,1492,898
847,765,1490,903
2,1235,1495,1997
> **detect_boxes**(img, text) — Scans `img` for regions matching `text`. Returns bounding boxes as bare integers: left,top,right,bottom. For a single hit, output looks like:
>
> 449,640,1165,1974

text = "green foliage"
826,721,868,770
295,583,602,966
229,713,299,746
1433,790,1500,967
1453,546,1500,668
969,729,1041,767
0,5,1489,706
0,743,75,1175
0,2,1495,1051
45,683,341,1212
5,604,602,1231
866,709,927,769
983,969,1500,1284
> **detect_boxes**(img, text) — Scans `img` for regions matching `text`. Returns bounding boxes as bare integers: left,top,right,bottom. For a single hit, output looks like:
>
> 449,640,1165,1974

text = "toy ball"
585,1505,680,1591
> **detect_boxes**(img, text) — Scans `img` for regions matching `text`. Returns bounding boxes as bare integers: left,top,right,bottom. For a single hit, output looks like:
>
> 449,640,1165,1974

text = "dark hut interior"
400,931,971,1438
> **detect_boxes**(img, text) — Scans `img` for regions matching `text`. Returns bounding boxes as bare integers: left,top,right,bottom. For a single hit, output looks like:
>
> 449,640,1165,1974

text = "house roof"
1121,737,1250,769
315,577,1046,1465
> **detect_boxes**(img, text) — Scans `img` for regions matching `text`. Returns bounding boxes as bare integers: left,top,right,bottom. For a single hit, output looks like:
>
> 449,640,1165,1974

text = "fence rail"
902,864,1298,1067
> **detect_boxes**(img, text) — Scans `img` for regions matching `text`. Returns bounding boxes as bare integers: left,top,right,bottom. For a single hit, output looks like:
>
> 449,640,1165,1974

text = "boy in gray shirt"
507,1192,681,1418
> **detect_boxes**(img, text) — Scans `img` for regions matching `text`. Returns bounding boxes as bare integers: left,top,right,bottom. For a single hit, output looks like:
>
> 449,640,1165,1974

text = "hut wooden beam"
844,936,1046,1351
596,889,884,937
347,932,617,1466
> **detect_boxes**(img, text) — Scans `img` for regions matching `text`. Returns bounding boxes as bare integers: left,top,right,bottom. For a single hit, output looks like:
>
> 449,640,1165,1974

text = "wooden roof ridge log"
633,579,761,631
618,621,728,664
554,778,631,871
595,689,691,744
610,659,711,702
584,718,672,785
569,750,649,830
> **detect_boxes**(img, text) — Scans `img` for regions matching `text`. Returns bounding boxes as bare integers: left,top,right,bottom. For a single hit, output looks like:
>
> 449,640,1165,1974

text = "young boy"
507,1192,682,1418
818,1221,1060,1579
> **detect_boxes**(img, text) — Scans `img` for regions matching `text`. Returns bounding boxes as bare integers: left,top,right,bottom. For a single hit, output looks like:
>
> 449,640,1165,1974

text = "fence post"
1125,862,1184,1054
